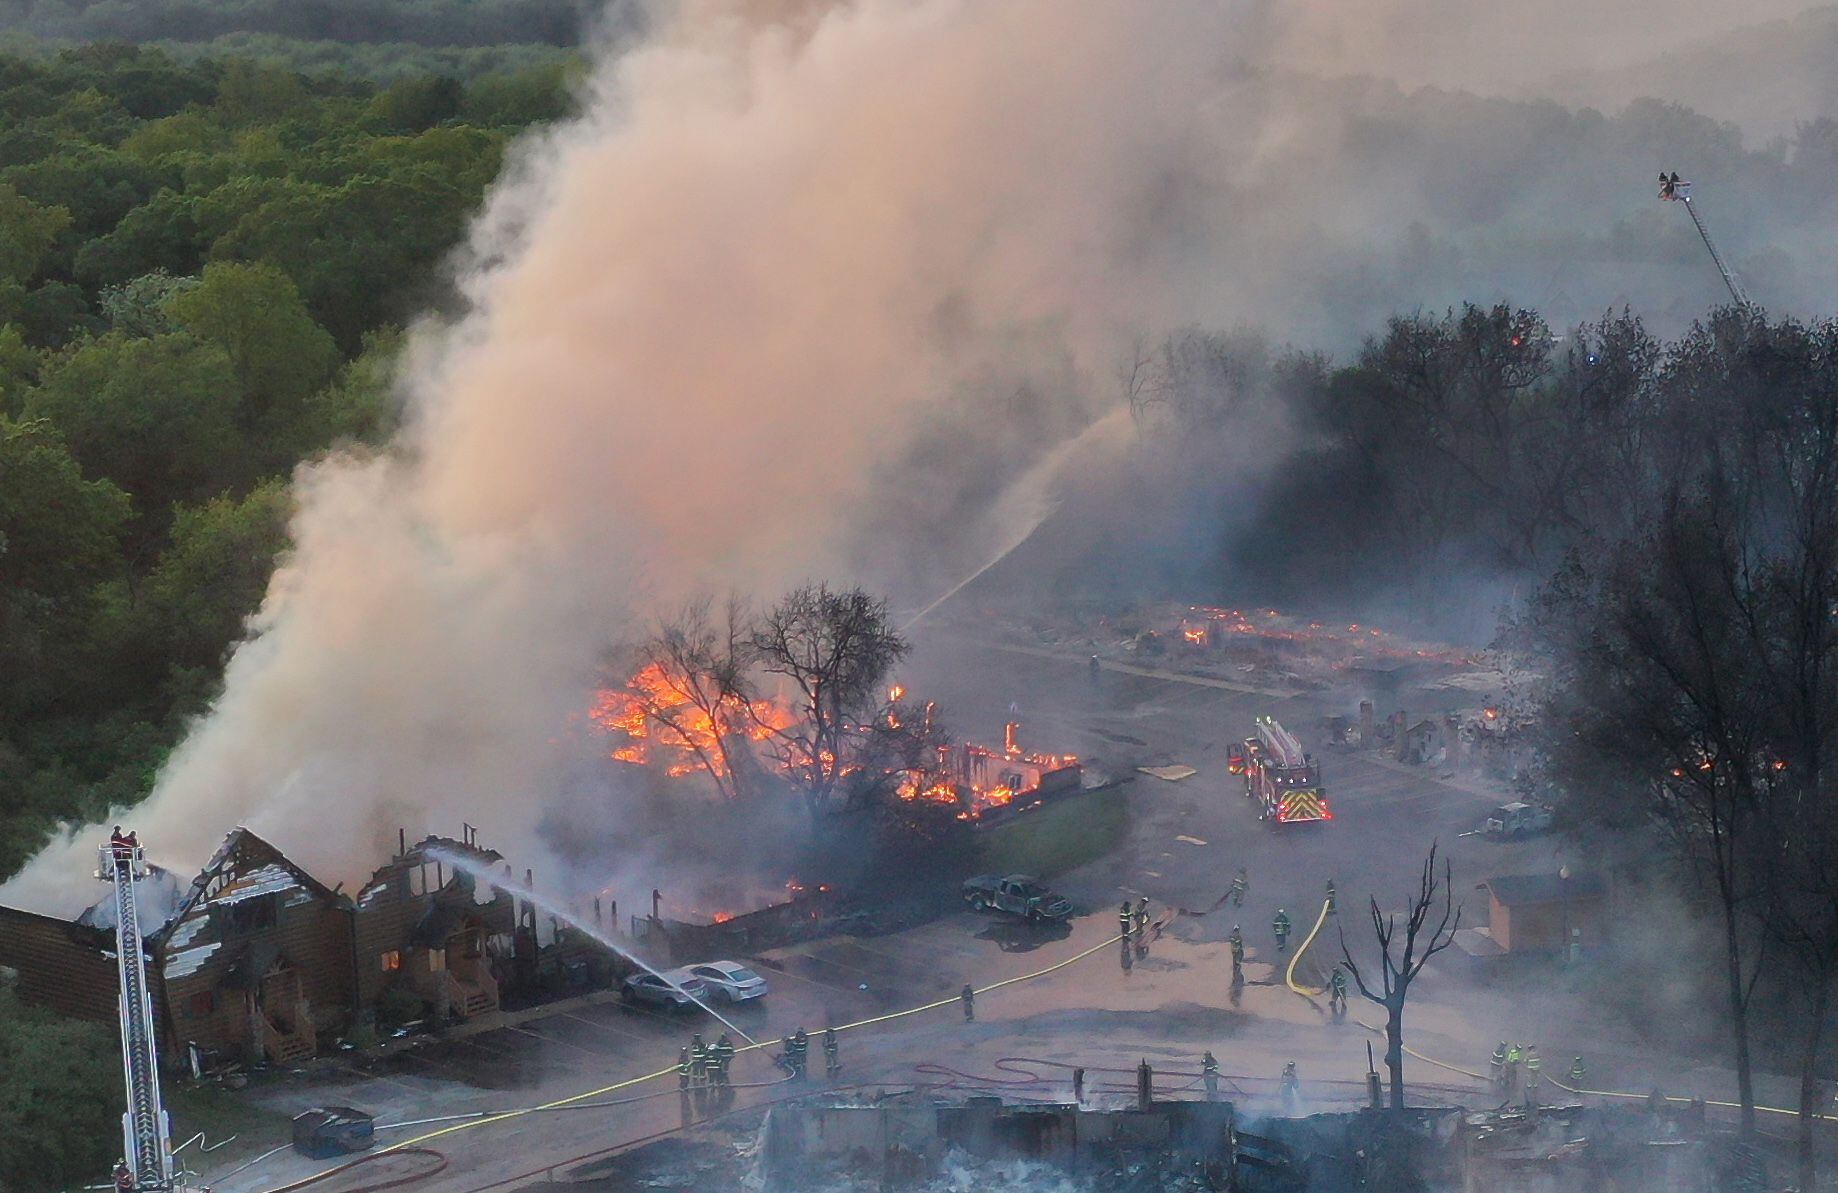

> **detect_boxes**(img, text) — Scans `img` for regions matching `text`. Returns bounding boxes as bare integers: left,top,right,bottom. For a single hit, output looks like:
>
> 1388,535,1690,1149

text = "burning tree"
751,583,911,817
1339,840,1461,1110
592,597,785,799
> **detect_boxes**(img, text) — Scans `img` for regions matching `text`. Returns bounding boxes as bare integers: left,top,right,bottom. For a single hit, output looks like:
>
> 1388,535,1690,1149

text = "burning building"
351,830,519,1025
0,824,546,1070
903,722,1081,821
141,829,355,1067
0,828,354,1068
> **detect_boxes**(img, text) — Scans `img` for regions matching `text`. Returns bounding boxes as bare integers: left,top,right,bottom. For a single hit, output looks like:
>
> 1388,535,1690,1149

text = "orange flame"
590,661,791,779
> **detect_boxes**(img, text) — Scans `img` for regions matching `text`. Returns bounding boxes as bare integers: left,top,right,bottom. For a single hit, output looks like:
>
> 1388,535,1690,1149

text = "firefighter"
1119,901,1133,940
1073,1067,1086,1102
961,983,976,1022
114,1161,133,1193
823,1026,840,1079
790,1028,809,1077
689,1033,708,1087
1505,1043,1523,1092
677,1046,692,1090
1328,965,1348,1010
1135,897,1150,936
1202,1050,1220,1101
1325,878,1337,916
1525,1045,1542,1094
1230,867,1247,907
1490,1042,1508,1089
1228,925,1245,976
1568,1056,1587,1089
711,1033,735,1086
1272,908,1291,953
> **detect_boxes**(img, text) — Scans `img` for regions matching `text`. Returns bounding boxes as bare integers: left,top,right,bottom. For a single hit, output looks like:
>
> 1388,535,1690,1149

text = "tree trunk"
1722,907,1757,1137
1798,979,1829,1193
1386,1005,1406,1109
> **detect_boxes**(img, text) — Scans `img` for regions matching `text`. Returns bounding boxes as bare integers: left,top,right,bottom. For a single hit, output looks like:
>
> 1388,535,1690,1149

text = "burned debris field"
10,1,1838,1191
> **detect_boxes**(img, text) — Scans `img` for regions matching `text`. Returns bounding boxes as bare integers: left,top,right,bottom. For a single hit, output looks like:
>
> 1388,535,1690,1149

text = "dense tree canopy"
0,986,121,1191
0,41,571,877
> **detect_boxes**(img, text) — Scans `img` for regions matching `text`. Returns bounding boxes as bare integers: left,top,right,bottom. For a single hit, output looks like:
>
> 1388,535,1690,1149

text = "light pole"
1559,864,1573,966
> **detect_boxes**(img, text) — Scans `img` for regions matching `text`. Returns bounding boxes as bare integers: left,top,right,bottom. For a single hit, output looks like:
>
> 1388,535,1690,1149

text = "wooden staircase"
261,1015,314,1064
454,980,495,1018
449,961,499,1019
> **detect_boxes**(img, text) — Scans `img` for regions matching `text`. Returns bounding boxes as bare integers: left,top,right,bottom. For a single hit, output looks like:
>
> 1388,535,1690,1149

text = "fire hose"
1283,897,1333,997
246,1148,447,1193
240,930,1131,1193
240,905,1838,1193
1280,902,1838,1116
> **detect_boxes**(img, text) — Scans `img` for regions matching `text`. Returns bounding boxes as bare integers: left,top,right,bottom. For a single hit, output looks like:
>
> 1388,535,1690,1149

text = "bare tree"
1122,328,1263,434
1523,313,1838,1141
1758,802,1838,1190
751,583,909,817
1339,840,1462,1109
628,596,758,801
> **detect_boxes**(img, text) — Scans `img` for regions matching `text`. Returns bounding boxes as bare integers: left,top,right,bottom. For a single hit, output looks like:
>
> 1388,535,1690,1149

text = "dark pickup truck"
961,874,1073,921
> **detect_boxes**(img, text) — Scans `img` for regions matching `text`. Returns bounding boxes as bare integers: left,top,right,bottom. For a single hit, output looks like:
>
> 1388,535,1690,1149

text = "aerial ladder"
1255,716,1308,769
1658,172,1751,310
99,835,179,1192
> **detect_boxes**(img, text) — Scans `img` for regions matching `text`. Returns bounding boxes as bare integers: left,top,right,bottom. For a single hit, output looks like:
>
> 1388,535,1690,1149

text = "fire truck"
1229,716,1331,825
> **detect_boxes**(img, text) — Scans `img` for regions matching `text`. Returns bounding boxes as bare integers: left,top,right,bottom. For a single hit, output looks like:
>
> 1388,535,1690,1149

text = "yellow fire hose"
1281,900,1838,1113
257,906,1838,1192
250,930,1133,1192
1283,898,1332,997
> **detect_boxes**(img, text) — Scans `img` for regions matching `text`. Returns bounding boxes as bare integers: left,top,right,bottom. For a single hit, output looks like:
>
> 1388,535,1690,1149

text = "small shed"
1401,719,1444,765
1478,872,1607,954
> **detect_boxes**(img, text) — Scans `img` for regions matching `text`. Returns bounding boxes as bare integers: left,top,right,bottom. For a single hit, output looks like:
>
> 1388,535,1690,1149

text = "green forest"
0,43,574,877
0,0,605,81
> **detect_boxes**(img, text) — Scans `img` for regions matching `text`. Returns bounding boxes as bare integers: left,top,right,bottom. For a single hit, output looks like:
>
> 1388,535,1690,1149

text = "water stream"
428,849,759,1044
900,406,1132,634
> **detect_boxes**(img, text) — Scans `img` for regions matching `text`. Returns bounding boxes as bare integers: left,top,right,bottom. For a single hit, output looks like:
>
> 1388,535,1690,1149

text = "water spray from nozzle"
427,849,758,1045
900,406,1132,633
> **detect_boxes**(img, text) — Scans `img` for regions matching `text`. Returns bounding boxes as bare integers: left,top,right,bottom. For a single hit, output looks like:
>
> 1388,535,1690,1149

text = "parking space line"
510,1023,617,1060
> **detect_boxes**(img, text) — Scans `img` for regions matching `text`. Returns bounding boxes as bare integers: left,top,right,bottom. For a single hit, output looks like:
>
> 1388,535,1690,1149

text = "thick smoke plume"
4,0,1270,910
7,0,1835,911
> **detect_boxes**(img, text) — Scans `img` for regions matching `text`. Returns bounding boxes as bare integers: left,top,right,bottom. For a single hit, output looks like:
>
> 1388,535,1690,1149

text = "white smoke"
8,0,1824,913
2,0,1272,911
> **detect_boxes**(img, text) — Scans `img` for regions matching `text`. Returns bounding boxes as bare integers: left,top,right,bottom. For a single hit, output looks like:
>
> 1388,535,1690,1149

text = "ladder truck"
98,835,179,1192
1230,716,1331,825
1658,172,1752,311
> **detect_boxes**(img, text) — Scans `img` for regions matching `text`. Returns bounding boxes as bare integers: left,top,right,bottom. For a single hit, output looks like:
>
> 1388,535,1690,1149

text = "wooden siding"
0,905,117,1024
156,878,356,1059
353,845,515,1011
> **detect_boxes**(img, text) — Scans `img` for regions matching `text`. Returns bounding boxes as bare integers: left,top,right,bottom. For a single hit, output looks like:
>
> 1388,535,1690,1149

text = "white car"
622,971,709,1010
684,961,768,1003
